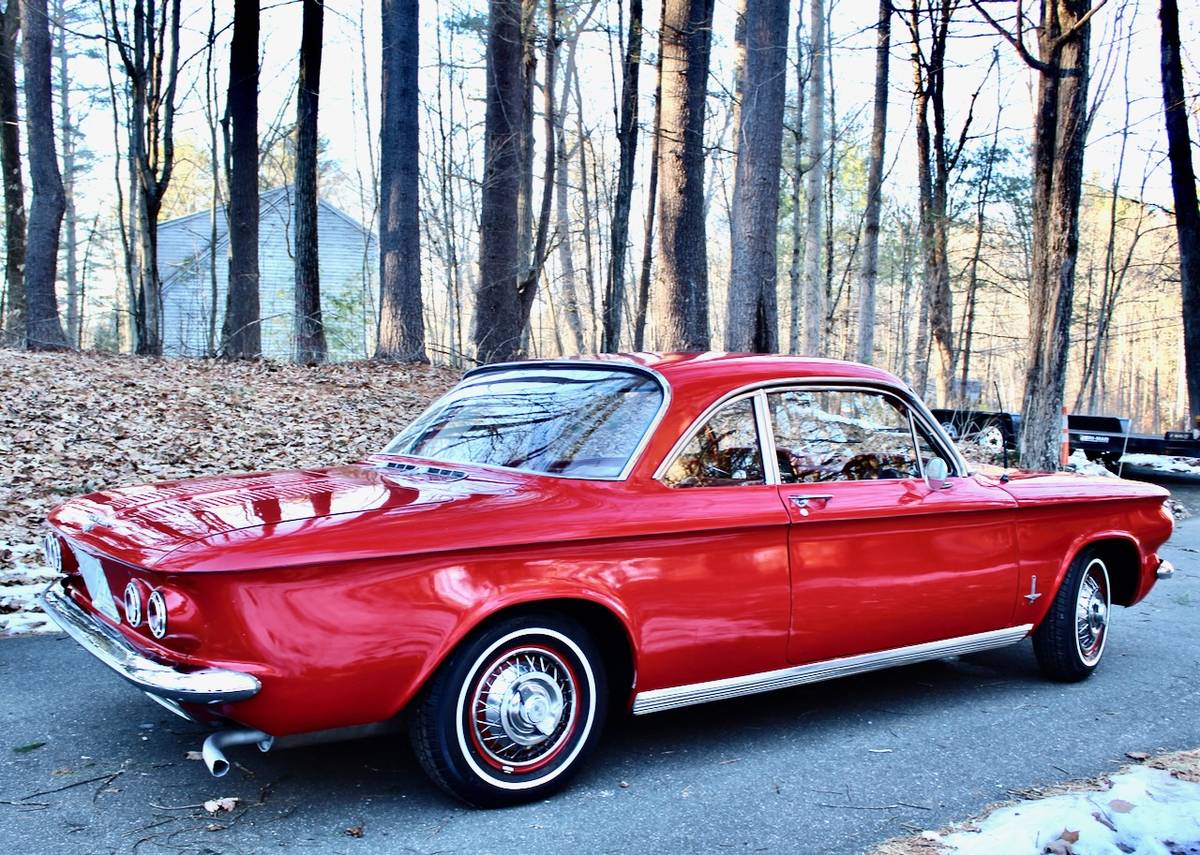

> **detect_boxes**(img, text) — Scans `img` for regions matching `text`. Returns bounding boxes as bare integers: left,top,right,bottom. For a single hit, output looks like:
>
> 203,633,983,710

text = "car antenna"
994,380,1010,475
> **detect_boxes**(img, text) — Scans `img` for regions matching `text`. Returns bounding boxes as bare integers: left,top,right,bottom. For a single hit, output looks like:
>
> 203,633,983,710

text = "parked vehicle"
39,353,1176,806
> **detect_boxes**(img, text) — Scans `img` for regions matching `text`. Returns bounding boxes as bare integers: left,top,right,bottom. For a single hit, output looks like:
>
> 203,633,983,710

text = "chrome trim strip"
389,359,673,482
39,583,261,704
631,624,1033,715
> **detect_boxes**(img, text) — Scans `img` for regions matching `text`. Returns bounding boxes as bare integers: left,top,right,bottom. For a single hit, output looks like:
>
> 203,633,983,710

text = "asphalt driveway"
2,517,1197,855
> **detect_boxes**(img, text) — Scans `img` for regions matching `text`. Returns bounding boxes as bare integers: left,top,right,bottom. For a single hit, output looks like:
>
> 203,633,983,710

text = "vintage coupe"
40,353,1175,805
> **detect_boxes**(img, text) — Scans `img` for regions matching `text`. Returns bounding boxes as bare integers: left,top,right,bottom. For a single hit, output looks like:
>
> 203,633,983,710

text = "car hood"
48,459,519,569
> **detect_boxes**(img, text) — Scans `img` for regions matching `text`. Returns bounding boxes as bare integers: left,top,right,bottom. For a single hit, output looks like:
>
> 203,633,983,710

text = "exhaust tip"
209,757,230,778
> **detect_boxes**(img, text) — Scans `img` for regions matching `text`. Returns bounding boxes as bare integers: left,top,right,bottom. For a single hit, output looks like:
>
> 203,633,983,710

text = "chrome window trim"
385,359,672,483
654,376,966,484
655,388,775,488
631,624,1033,715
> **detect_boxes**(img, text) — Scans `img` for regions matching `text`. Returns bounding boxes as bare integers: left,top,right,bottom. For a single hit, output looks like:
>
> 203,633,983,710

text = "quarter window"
768,389,928,483
662,397,765,488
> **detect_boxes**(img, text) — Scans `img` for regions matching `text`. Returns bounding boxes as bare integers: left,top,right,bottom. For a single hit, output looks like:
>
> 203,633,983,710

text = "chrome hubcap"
472,648,575,768
1076,561,1110,665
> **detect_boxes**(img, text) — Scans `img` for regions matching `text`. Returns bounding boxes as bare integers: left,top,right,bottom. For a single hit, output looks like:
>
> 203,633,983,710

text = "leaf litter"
0,350,457,635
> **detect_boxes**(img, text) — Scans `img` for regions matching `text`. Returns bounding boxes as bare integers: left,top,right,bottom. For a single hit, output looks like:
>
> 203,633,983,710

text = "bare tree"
53,0,79,346
855,0,890,364
726,0,790,353
377,0,427,362
602,0,642,352
801,0,825,354
21,0,69,350
474,0,524,362
293,0,326,364
1160,0,1200,421
222,0,259,358
653,0,716,351
633,35,663,351
107,0,183,356
974,0,1102,470
0,0,24,344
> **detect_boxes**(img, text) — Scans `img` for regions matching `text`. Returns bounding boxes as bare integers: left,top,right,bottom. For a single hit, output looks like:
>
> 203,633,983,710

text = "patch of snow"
938,765,1200,855
1,550,57,636
1067,450,1117,478
1120,453,1200,476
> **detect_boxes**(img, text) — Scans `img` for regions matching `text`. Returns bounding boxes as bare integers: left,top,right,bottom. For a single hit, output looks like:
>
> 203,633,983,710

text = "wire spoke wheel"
1075,559,1110,666
468,645,578,772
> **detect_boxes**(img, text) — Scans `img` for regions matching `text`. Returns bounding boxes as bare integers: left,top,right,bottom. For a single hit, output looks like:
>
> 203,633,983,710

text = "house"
158,188,377,361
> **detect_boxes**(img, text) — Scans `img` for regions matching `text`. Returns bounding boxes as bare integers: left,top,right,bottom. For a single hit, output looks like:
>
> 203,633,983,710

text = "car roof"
473,352,908,396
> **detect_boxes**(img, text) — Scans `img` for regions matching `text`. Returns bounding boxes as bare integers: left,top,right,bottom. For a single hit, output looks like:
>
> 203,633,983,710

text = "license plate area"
69,542,120,622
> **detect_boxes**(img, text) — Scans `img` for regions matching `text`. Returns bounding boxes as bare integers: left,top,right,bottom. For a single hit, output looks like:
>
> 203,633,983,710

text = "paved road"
2,518,1197,855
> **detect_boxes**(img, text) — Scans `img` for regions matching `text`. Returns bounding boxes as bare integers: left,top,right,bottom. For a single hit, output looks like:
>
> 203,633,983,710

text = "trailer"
929,408,1200,468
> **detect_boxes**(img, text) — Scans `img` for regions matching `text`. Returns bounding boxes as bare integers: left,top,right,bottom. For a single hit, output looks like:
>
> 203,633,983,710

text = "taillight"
123,582,143,627
147,590,168,639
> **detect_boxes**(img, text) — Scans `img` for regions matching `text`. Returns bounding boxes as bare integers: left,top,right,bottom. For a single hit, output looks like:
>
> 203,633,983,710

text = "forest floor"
0,349,458,633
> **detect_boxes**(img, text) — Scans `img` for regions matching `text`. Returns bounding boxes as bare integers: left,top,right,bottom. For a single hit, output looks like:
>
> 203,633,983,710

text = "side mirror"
925,457,952,490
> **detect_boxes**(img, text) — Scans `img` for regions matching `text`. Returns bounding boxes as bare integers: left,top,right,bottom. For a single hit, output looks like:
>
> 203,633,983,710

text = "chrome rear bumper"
38,583,260,704
1157,559,1176,581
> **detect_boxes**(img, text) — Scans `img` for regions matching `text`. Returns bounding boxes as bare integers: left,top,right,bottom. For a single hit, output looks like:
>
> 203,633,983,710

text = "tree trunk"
377,0,427,362
1019,1,1093,470
653,0,715,351
855,0,889,365
633,37,663,352
1160,0,1200,422
1,0,25,345
21,0,67,351
54,0,78,347
474,0,524,363
602,0,642,352
517,0,557,336
725,0,789,353
788,4,807,354
801,0,825,355
292,0,326,364
222,0,260,359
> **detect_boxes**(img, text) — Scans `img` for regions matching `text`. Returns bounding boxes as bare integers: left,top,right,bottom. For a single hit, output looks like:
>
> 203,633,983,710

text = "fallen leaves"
203,796,240,814
345,825,364,838
0,350,457,633
12,741,46,754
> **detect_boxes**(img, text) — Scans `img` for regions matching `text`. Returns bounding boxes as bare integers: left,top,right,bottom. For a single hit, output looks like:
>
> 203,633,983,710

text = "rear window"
384,366,664,478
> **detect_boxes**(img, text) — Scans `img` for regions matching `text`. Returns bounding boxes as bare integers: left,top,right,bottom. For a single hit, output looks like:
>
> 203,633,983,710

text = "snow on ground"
873,752,1200,855
937,764,1200,855
1121,453,1200,477
1068,450,1118,478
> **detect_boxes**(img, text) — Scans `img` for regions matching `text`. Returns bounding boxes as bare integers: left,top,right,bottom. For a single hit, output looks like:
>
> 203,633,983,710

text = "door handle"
788,494,833,516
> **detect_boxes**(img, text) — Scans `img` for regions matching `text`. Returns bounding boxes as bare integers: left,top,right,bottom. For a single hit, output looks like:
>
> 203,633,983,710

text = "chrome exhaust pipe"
201,728,274,778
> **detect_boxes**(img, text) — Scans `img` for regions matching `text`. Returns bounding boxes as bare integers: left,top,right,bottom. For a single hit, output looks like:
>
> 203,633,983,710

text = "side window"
662,397,765,488
769,390,926,483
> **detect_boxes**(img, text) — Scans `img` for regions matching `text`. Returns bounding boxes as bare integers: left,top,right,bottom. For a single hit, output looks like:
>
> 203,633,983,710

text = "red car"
39,353,1175,806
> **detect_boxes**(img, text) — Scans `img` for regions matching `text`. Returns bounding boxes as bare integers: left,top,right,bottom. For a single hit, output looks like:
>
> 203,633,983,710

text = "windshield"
384,366,665,478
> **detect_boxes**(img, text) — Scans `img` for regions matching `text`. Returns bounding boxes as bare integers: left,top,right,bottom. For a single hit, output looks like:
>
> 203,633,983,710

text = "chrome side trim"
631,624,1033,715
39,583,261,704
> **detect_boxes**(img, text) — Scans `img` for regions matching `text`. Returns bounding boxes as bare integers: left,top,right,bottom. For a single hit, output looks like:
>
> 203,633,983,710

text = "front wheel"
409,614,608,807
1033,548,1111,682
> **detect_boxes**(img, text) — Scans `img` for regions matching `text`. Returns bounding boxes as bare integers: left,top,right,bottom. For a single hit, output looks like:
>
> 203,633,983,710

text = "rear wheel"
1033,548,1111,682
409,614,608,806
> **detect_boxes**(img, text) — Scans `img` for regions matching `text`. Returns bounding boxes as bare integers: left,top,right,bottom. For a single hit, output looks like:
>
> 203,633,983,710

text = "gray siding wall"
159,190,377,361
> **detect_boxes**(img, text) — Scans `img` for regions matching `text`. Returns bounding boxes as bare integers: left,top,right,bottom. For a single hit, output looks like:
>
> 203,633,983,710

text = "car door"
650,392,794,681
765,386,1021,665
